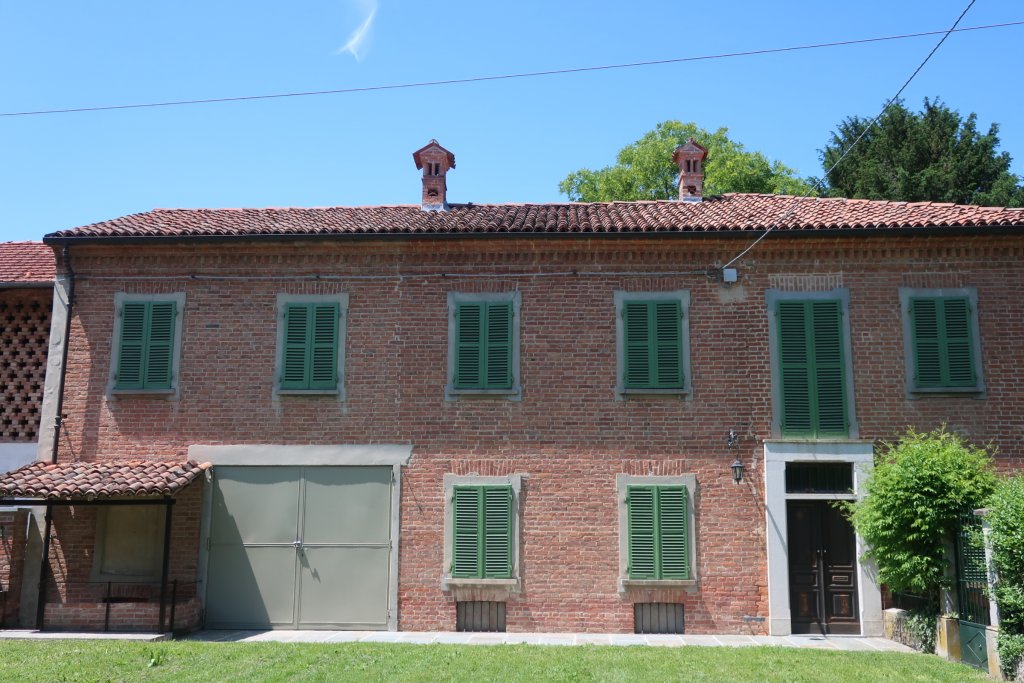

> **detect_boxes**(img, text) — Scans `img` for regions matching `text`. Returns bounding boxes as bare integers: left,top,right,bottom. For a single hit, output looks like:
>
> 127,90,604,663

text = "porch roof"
0,459,209,500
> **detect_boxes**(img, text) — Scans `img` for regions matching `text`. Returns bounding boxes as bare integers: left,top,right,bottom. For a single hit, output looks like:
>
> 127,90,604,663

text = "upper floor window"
614,291,691,398
275,294,348,396
899,287,984,396
767,289,857,439
446,292,521,400
109,293,185,396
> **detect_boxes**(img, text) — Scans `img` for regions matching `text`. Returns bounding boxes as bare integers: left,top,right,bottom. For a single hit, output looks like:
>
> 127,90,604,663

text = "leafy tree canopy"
822,97,1024,207
559,121,814,202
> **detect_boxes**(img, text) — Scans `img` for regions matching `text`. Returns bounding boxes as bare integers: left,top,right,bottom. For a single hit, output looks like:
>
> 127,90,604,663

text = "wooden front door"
787,500,860,635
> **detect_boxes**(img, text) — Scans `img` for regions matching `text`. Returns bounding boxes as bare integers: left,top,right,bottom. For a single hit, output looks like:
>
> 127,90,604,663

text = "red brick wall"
0,510,28,626
50,234,1024,633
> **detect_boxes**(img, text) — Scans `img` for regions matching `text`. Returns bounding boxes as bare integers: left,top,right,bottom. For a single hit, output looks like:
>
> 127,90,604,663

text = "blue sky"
1,1,1021,241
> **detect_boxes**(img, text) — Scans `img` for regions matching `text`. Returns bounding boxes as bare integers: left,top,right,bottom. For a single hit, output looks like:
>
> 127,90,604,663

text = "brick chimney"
672,138,708,202
412,140,456,211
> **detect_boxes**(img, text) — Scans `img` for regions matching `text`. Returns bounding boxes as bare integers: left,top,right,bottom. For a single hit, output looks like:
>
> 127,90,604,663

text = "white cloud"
336,0,377,61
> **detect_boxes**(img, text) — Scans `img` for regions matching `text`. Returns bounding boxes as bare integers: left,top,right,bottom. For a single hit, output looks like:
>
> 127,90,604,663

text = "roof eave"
42,224,1024,246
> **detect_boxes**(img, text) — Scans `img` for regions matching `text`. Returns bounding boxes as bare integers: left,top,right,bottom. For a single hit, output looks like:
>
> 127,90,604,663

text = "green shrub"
844,427,996,603
988,476,1024,677
997,632,1024,680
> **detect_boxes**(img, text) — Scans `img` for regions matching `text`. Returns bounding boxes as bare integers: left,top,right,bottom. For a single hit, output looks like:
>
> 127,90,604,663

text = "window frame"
614,290,691,399
107,292,186,399
442,473,522,590
274,293,349,398
898,287,984,398
616,474,697,591
445,292,522,400
765,288,859,440
90,505,166,583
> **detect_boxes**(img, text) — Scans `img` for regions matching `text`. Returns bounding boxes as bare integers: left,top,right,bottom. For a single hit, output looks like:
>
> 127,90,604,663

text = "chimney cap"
412,139,456,170
672,137,708,165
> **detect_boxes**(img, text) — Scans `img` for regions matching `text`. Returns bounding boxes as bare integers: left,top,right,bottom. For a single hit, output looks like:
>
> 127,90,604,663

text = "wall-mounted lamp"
727,429,744,484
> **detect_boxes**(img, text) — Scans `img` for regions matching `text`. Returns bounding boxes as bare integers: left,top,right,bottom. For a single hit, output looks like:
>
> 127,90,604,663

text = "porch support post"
34,504,53,630
157,497,174,633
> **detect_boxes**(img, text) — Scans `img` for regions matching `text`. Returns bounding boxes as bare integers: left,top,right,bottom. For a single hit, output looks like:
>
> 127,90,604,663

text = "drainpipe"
36,245,74,630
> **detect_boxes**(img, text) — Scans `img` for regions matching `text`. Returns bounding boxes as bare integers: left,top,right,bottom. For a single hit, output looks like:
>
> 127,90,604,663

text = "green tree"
843,427,996,604
821,98,1024,207
559,121,813,202
986,476,1024,678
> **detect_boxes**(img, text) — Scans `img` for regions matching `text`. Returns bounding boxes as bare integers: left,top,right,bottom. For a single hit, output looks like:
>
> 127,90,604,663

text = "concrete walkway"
0,629,167,641
186,630,914,652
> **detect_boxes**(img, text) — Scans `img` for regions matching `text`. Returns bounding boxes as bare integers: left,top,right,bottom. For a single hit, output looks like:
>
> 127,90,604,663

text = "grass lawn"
0,641,989,682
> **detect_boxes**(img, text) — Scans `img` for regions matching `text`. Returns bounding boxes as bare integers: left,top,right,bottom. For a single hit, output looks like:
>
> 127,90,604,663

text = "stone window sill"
445,386,522,401
275,389,341,396
617,388,690,399
908,385,985,398
110,388,175,397
443,577,519,589
620,579,698,591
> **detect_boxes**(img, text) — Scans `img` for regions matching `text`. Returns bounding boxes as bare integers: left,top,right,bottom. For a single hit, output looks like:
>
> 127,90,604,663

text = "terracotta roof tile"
0,242,55,283
44,195,1024,241
0,459,209,500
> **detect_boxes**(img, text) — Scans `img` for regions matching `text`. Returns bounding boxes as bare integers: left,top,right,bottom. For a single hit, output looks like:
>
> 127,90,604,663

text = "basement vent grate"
634,603,684,634
456,601,506,632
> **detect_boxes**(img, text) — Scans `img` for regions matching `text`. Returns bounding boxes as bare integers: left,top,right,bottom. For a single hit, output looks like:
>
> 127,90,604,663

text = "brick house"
0,242,55,627
3,140,1023,635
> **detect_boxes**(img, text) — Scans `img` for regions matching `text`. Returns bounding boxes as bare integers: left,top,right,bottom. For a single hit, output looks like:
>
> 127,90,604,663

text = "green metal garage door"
205,466,392,630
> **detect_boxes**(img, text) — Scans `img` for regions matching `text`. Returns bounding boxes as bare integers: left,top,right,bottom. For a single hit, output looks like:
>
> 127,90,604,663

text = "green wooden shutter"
778,302,813,436
116,302,147,389
483,486,513,578
778,300,848,438
627,486,658,579
658,486,690,579
623,302,651,388
811,300,848,436
309,303,339,390
281,304,311,389
452,487,481,577
653,301,683,387
454,303,483,389
143,302,176,389
912,297,976,388
942,298,976,386
484,302,513,390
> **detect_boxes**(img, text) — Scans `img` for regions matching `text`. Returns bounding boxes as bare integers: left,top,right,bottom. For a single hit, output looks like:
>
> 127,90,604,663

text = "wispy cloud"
336,0,377,61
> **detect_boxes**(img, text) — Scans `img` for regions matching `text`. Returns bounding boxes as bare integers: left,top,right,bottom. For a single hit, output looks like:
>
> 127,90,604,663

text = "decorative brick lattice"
0,293,50,441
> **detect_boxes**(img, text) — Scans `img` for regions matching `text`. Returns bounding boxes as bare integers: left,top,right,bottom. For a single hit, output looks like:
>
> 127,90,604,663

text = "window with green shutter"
451,485,513,579
622,300,684,390
115,300,178,390
279,302,340,390
448,293,520,396
909,296,977,389
615,291,691,397
776,299,849,438
626,485,690,580
454,301,513,390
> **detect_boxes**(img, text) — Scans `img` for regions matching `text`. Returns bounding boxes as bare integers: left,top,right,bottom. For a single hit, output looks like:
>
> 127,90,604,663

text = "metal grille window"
634,603,684,634
456,601,506,632
785,463,853,494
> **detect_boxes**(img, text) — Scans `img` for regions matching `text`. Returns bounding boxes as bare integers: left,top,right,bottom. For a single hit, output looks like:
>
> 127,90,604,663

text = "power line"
2,19,1020,119
723,0,980,270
